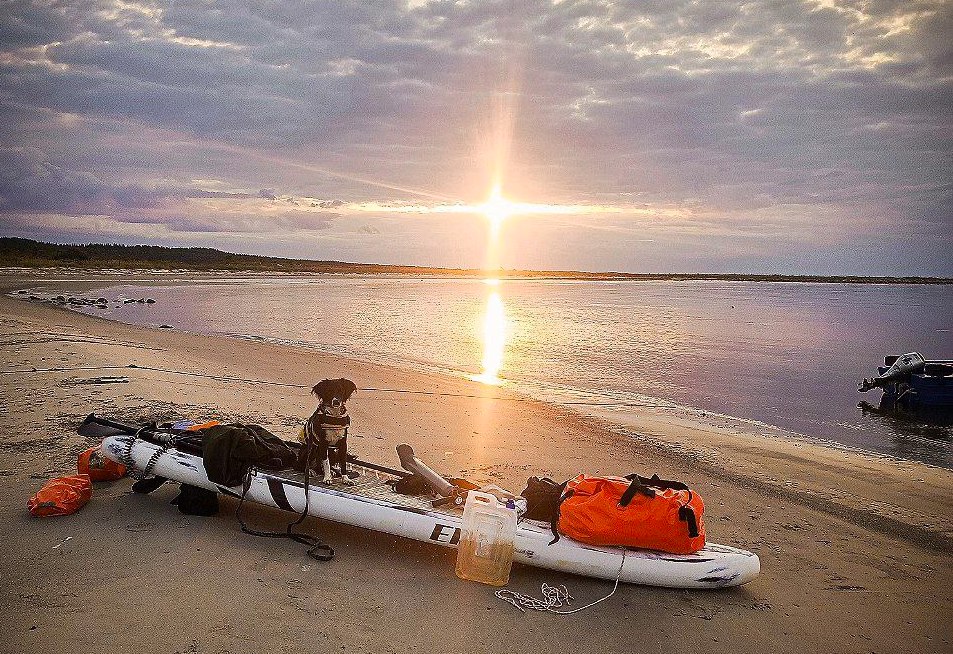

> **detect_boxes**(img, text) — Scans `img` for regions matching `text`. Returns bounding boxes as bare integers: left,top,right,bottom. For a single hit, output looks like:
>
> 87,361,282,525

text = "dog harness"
303,406,350,445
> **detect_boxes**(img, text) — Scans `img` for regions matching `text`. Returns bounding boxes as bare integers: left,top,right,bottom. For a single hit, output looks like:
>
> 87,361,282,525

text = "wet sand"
1,272,951,654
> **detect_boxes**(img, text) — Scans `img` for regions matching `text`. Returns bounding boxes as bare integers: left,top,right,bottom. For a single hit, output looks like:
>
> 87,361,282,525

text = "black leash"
234,440,334,562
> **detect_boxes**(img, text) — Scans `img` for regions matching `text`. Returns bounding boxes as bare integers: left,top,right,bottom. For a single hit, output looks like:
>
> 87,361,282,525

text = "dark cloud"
0,147,167,214
0,148,305,228
0,0,74,48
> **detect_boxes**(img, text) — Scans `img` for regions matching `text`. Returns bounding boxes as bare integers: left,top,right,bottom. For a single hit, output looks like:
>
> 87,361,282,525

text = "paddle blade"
76,414,135,439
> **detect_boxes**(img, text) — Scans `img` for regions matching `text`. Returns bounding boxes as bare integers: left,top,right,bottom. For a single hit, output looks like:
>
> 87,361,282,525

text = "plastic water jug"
455,491,517,586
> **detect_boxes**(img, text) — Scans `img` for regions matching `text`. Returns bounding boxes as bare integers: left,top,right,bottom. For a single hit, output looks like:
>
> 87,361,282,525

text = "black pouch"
520,476,568,522
171,484,220,516
132,477,168,494
388,474,432,495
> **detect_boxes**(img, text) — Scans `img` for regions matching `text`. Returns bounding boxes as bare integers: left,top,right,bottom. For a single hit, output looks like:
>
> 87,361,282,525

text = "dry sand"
0,272,950,654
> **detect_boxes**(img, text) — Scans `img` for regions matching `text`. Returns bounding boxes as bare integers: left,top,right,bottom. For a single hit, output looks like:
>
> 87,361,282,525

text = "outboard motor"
859,352,925,392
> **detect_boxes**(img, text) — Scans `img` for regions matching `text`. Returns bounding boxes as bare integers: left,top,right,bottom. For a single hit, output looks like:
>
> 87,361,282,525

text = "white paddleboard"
101,434,759,588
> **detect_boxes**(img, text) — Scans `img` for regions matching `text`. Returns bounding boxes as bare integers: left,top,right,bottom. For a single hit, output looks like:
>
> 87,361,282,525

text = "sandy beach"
1,272,951,654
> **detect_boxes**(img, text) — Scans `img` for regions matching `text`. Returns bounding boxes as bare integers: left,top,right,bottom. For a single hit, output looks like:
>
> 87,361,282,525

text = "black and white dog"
297,378,358,483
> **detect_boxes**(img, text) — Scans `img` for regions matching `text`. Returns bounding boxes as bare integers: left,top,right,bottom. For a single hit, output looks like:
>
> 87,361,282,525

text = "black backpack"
520,476,568,522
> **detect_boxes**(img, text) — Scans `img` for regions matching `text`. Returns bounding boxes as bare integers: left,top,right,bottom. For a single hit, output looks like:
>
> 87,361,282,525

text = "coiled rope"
495,550,626,614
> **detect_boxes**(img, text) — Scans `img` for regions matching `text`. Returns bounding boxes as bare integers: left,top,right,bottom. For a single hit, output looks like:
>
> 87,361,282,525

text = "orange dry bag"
28,474,93,517
78,446,127,481
556,473,706,554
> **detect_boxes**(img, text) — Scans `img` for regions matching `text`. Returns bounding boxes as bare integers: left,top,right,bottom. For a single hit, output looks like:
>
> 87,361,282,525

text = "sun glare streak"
343,198,622,216
472,288,507,385
212,144,456,201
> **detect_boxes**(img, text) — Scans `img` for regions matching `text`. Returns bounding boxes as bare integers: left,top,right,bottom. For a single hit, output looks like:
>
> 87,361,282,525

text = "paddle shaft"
81,413,139,435
396,443,455,496
81,414,409,477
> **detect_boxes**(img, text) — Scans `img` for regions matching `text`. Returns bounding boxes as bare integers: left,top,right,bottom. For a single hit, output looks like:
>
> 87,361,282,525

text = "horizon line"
1,237,951,284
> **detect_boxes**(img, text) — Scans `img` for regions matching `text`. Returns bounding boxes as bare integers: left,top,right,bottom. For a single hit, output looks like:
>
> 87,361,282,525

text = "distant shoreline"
4,267,952,285
2,236,950,284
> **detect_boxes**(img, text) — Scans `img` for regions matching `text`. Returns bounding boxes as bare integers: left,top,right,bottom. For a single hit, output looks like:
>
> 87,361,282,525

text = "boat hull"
877,366,953,410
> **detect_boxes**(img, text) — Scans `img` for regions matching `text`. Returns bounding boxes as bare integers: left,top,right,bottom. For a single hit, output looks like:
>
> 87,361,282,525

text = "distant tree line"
0,237,948,284
0,237,447,274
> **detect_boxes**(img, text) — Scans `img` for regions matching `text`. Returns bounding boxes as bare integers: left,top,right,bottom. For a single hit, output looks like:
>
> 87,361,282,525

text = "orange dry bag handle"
621,473,700,538
620,473,691,506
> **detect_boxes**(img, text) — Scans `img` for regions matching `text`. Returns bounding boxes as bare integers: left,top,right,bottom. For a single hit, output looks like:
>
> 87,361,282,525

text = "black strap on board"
234,440,334,562
549,484,571,545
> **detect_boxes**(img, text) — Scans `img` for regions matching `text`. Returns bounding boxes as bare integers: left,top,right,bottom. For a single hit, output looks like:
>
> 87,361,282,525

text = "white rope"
495,551,626,615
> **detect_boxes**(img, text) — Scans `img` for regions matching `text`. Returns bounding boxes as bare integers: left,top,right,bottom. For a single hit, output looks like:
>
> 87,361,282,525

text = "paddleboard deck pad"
101,434,759,588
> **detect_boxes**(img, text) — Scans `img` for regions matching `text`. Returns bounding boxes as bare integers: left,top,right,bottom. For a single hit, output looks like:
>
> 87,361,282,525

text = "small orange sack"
78,446,127,481
28,474,93,517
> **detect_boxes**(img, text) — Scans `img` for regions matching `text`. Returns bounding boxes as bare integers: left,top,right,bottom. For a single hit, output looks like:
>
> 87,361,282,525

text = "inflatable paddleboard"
101,434,759,588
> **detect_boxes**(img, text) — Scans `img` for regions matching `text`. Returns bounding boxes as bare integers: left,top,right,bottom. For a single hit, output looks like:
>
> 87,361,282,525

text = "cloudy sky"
1,0,950,275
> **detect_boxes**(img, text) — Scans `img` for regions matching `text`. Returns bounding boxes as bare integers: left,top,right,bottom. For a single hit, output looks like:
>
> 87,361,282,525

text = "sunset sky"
1,0,950,275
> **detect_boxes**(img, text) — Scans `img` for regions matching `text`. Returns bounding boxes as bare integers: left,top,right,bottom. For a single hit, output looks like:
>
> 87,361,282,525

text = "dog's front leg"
320,455,333,484
310,442,332,484
338,436,347,477
336,437,357,484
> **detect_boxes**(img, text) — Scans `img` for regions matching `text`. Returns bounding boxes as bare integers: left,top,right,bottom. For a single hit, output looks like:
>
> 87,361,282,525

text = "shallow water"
68,277,952,468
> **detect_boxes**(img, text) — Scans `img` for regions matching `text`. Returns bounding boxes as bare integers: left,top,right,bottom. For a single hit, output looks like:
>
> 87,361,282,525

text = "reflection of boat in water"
859,353,953,413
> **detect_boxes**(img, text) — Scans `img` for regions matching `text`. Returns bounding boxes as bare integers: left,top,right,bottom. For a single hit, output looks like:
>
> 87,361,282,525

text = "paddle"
78,414,178,445
344,454,410,478
79,413,410,478
77,414,140,438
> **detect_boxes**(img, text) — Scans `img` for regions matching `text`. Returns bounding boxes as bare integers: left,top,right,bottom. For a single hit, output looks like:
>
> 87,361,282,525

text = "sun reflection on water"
472,281,507,385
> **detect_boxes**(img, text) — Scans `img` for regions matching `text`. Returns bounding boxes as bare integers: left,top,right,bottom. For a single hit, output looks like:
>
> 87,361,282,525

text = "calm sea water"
71,278,952,468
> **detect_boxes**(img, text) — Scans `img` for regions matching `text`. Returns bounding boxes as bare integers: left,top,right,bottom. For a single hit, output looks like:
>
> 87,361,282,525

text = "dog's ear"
340,378,357,401
311,379,332,400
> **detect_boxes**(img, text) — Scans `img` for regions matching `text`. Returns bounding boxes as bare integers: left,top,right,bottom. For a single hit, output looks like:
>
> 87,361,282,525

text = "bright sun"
478,184,516,234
